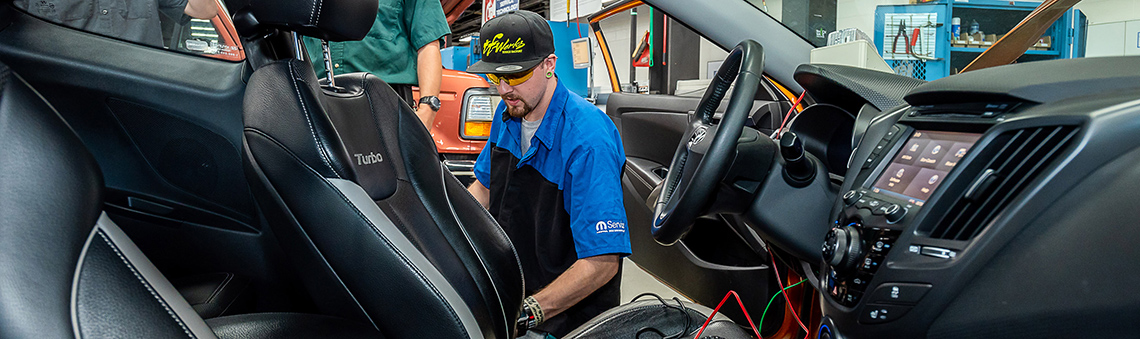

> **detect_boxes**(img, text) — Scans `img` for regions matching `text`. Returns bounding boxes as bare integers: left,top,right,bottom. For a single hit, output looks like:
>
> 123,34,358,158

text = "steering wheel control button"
868,283,932,305
859,304,911,324
920,246,957,259
843,190,862,206
885,204,907,223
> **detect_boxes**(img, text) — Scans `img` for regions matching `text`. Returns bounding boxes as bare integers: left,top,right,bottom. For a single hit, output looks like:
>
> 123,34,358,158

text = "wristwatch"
419,95,442,111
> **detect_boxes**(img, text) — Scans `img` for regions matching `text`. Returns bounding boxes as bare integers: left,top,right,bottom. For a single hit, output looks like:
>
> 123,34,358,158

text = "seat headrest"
245,0,379,42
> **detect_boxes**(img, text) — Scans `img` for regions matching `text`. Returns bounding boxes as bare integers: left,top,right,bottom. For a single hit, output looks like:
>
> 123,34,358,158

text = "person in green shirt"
302,0,451,128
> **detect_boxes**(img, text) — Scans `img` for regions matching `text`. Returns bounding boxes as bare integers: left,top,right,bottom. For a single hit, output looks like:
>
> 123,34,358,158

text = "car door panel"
0,7,304,311
607,91,788,327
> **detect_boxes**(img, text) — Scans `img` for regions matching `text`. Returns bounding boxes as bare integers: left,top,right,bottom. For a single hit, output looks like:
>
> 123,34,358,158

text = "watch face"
421,96,441,110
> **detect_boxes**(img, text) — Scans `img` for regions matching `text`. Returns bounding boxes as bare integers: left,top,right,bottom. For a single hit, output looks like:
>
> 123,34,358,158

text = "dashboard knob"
885,204,907,223
823,227,847,266
842,190,862,206
823,225,864,275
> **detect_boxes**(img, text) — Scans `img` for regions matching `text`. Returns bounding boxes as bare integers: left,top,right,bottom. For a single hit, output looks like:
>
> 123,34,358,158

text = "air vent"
928,125,1079,240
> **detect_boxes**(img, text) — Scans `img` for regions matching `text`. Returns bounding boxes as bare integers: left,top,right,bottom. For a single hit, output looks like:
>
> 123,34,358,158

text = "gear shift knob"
780,132,815,185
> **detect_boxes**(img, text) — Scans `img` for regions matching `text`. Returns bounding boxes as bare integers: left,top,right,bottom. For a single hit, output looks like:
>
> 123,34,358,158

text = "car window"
13,0,245,61
590,5,728,95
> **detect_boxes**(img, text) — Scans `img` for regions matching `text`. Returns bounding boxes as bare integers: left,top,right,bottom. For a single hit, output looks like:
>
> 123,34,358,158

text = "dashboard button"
859,254,883,272
920,246,957,259
867,199,882,208
861,156,876,169
885,126,901,139
859,304,911,324
843,290,862,305
850,272,873,290
842,190,862,206
867,283,932,305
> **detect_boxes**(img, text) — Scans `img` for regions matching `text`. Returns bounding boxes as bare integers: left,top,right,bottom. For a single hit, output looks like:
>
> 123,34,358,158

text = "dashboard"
786,57,1140,338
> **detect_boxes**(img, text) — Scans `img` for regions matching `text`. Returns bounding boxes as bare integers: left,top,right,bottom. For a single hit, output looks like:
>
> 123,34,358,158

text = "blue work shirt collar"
502,77,569,152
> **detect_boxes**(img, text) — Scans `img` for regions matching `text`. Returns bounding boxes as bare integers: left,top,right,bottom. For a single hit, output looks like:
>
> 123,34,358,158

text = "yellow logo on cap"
484,33,526,55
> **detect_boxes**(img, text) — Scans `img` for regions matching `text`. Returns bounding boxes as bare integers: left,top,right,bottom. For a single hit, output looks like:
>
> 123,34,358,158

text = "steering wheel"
652,40,765,245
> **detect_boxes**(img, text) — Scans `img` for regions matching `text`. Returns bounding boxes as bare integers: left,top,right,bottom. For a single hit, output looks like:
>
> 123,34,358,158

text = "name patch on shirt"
595,220,627,234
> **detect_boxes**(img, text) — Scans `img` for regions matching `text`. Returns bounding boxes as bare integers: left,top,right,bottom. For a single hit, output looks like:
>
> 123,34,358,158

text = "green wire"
648,7,654,67
757,279,807,336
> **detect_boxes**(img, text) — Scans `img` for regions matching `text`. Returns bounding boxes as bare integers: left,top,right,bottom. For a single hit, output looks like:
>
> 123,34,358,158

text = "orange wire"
769,247,810,339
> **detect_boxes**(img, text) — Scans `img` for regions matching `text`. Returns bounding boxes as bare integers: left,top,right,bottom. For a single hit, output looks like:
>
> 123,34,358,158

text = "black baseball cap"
467,10,555,74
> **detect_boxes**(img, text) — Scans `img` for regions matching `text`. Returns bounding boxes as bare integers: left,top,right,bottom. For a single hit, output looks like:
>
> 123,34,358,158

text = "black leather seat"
239,1,522,338
0,62,381,339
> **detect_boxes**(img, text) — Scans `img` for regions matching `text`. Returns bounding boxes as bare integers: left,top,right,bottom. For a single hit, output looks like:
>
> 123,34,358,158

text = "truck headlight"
461,88,499,140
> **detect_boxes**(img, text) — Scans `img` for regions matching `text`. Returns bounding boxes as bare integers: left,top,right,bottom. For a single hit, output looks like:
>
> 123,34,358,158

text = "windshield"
588,0,1133,95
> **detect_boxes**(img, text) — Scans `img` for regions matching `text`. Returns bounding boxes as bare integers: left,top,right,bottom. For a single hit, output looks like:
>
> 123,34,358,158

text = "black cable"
630,293,694,339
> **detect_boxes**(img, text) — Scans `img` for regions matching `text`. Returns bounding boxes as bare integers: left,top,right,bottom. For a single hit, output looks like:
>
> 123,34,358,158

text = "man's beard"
503,94,535,119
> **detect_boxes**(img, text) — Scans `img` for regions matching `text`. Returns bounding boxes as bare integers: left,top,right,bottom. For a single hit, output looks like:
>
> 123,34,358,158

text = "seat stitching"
313,0,324,26
308,0,319,26
287,61,339,177
95,230,195,338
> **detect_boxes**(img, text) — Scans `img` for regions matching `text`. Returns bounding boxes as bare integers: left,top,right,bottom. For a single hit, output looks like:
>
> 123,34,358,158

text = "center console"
822,127,981,310
814,97,1087,338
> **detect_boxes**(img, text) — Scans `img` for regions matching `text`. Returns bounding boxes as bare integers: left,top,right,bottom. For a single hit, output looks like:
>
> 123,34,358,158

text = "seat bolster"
76,213,219,339
207,313,382,339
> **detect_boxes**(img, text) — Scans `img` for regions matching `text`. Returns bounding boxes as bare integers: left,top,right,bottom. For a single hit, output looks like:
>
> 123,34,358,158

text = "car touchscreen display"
871,130,981,205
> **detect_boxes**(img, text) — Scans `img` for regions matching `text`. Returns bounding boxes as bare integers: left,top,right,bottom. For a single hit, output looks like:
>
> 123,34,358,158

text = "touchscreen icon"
929,175,939,185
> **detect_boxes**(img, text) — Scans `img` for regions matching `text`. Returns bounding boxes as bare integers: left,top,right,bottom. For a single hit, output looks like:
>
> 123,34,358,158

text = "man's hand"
416,104,437,129
531,255,621,319
183,0,218,19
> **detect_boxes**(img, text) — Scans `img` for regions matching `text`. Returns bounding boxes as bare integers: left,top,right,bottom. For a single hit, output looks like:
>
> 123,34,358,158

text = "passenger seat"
0,62,380,338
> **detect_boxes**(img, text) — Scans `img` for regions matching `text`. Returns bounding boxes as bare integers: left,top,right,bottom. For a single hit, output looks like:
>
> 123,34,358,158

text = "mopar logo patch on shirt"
484,33,526,55
595,220,627,234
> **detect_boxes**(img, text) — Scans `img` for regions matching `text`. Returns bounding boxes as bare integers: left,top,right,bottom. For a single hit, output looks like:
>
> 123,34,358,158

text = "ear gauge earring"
546,71,554,78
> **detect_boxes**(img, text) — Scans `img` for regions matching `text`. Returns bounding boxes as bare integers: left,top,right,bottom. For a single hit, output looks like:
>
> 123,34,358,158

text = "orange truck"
414,70,497,178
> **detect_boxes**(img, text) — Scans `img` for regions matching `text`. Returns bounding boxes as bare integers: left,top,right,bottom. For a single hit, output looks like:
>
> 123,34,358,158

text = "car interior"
2,0,1140,338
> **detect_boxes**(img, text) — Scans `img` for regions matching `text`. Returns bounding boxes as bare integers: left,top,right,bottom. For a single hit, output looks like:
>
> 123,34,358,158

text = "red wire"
776,91,807,139
574,0,582,38
768,247,810,339
693,290,762,339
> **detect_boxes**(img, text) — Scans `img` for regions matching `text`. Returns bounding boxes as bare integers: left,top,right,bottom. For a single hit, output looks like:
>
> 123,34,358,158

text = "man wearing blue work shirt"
466,10,630,338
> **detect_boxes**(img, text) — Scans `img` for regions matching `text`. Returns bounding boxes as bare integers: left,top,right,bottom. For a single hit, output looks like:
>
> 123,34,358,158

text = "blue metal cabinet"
875,0,1086,81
